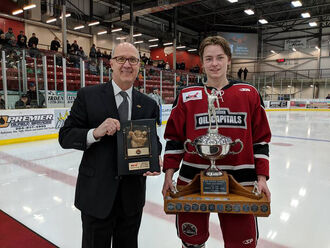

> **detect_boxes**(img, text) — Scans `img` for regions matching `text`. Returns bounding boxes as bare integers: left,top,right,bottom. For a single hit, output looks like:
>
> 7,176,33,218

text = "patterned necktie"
118,91,129,121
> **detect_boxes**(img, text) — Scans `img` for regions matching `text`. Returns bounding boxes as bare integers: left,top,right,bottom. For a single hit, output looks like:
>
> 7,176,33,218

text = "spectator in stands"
28,33,39,48
17,36,27,49
66,40,71,53
15,94,29,109
141,53,148,64
0,33,6,48
6,51,18,68
96,48,102,59
138,71,143,81
28,43,40,58
5,27,15,42
180,61,185,70
77,46,86,59
103,50,110,60
72,40,79,52
8,36,17,48
326,94,330,99
0,94,5,109
243,67,249,80
148,87,163,106
50,37,61,52
68,47,80,68
89,60,98,75
237,67,243,79
193,64,200,73
26,82,45,108
17,31,27,48
165,62,170,70
89,44,97,59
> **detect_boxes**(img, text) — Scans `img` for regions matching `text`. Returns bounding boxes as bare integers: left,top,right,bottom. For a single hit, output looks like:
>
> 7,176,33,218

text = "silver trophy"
184,87,243,177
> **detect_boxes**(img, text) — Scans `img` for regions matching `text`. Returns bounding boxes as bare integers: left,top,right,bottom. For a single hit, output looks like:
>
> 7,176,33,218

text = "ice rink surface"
1,110,330,248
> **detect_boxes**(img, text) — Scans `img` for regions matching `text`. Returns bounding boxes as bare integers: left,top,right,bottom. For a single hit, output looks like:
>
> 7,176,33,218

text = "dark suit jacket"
59,82,162,219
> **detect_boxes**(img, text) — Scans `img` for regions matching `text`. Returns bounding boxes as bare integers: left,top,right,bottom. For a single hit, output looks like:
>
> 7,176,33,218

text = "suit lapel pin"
137,104,142,108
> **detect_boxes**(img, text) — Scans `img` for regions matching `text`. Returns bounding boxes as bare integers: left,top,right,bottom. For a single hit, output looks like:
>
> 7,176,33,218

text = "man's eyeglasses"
112,56,140,65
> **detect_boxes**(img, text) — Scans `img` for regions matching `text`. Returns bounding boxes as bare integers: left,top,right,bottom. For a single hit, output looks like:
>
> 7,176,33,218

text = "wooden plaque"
164,171,270,217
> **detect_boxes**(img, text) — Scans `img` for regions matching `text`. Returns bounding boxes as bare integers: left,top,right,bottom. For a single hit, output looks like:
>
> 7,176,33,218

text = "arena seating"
1,50,200,105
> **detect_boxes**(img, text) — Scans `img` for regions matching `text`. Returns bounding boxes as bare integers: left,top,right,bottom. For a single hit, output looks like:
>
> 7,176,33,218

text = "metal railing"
1,48,329,109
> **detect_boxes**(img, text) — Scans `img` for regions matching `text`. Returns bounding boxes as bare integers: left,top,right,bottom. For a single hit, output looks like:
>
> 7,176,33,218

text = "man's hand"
162,168,175,197
93,118,120,139
143,171,160,176
257,175,271,201
142,156,163,177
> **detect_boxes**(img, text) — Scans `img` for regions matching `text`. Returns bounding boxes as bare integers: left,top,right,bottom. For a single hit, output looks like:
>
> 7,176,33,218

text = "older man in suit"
59,42,162,248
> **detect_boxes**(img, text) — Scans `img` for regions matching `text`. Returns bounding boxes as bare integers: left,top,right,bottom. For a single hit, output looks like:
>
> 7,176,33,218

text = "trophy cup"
164,88,270,217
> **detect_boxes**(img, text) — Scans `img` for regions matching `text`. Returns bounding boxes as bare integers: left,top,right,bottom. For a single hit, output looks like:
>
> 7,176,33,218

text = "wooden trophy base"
164,171,270,217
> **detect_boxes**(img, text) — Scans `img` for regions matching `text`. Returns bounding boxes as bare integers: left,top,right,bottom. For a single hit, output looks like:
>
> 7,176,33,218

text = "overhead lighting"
292,47,296,52
271,50,276,53
301,12,310,18
60,13,71,19
148,38,159,42
116,36,127,40
227,0,238,2
309,21,317,27
46,18,57,23
134,41,143,44
149,44,158,48
111,28,122,33
133,33,142,37
177,45,186,49
315,46,320,50
244,9,254,15
164,42,173,46
291,1,302,7
188,48,197,52
74,25,85,30
258,19,268,24
12,9,23,15
97,31,107,35
23,4,36,10
88,21,100,26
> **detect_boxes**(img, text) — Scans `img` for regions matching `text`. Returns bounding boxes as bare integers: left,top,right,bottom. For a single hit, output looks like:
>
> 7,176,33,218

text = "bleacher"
1,49,202,105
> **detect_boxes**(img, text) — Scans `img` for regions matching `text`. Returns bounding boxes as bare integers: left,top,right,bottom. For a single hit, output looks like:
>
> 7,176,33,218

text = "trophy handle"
229,139,243,155
184,139,197,154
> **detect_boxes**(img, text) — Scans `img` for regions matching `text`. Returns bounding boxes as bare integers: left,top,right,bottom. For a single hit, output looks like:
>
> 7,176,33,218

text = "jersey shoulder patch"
182,90,203,102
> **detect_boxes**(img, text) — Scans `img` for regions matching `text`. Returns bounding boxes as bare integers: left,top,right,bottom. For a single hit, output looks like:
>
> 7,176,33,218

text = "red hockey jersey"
163,81,271,186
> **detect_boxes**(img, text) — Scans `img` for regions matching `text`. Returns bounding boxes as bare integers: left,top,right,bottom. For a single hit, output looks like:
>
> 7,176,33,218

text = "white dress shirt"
87,80,133,146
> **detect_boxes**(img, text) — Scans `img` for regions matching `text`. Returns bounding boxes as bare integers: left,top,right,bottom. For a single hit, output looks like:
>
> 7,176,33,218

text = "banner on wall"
284,38,307,50
47,90,77,108
218,32,258,58
161,104,173,123
306,100,330,109
0,108,69,140
269,100,288,108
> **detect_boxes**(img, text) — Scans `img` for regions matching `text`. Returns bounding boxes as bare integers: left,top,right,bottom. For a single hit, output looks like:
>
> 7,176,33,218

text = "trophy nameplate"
201,172,229,195
117,119,160,175
163,87,271,217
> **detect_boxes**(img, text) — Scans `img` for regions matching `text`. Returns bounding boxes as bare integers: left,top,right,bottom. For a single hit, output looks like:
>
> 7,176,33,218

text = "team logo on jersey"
182,222,197,236
194,108,247,129
240,88,251,92
182,90,202,102
242,238,254,244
